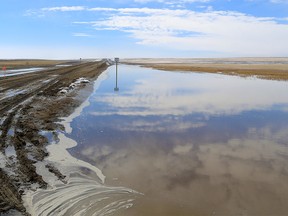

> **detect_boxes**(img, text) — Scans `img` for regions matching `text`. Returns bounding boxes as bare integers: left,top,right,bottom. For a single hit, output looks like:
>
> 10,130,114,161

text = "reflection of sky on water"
88,65,288,117
69,65,288,216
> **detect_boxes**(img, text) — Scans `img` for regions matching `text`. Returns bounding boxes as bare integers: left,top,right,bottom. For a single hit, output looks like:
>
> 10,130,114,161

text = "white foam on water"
23,131,139,216
47,133,105,183
23,174,138,216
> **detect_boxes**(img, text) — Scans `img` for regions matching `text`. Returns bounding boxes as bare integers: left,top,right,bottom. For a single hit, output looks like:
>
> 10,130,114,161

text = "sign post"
114,58,119,91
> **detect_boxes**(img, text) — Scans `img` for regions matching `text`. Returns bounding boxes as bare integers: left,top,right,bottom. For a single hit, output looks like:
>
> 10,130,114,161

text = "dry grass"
122,58,288,81
134,63,288,81
0,59,73,69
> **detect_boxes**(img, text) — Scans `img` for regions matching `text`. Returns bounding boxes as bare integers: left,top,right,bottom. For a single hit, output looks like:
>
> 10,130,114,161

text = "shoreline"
0,60,110,215
1,57,288,215
21,65,138,216
122,58,288,81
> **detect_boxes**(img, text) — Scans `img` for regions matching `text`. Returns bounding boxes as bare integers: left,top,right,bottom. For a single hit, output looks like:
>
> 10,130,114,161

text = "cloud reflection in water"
70,65,288,216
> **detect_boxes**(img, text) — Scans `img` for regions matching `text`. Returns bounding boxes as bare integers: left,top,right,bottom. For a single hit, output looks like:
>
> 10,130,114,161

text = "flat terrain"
1,57,287,215
0,59,75,70
122,58,288,80
0,60,109,215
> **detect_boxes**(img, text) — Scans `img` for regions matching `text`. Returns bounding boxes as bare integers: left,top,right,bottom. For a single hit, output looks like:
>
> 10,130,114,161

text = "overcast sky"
1,0,288,59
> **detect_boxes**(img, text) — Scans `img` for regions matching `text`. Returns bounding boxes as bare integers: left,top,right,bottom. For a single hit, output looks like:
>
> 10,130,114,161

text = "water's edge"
22,69,140,216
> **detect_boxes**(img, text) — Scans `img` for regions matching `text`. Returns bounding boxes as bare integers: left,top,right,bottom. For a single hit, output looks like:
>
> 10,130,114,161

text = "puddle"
65,65,288,216
0,67,44,78
0,65,71,78
0,89,27,100
7,128,15,136
39,130,56,143
56,64,73,67
5,145,16,158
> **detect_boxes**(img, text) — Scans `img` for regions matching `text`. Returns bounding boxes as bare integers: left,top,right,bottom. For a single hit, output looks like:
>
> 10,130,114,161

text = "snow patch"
58,77,90,95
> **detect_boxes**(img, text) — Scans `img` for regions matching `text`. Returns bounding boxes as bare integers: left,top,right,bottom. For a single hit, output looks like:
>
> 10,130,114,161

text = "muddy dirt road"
0,60,109,215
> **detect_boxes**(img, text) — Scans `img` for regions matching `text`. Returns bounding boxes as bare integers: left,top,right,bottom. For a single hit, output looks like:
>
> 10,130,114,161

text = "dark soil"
0,60,110,215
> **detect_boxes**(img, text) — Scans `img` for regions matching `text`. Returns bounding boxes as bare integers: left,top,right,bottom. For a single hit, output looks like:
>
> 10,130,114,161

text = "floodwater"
66,65,288,216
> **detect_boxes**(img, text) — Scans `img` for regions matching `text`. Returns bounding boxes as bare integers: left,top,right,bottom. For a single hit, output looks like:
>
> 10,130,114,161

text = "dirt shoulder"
0,60,110,215
122,58,288,81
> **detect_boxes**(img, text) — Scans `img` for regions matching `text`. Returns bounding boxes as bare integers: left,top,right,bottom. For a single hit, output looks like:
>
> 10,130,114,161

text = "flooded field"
65,64,288,216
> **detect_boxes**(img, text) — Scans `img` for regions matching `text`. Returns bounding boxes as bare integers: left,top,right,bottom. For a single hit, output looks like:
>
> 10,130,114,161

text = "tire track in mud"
0,61,103,113
0,60,110,215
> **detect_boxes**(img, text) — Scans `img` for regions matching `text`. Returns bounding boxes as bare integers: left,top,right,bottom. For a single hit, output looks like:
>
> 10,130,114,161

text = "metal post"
114,58,119,91
116,61,118,88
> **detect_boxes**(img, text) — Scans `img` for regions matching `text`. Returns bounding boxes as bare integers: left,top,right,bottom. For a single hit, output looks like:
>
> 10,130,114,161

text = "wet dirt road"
0,60,109,215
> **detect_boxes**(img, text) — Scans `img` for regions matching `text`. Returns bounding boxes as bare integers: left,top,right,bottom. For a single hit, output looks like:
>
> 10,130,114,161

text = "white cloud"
80,7,288,56
270,0,288,3
89,66,288,117
134,0,210,3
38,6,288,56
42,6,86,12
72,33,92,37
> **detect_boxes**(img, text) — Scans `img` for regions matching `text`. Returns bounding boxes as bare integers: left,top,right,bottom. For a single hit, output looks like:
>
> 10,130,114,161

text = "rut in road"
0,60,110,215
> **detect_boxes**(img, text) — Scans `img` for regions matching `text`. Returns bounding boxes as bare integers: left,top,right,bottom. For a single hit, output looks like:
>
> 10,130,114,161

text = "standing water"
32,65,288,215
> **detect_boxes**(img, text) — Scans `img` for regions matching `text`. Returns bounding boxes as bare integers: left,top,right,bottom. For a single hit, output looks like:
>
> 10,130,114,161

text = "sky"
0,0,288,59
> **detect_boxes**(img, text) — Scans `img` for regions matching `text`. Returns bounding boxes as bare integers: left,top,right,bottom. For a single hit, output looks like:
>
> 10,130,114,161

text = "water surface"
69,65,288,216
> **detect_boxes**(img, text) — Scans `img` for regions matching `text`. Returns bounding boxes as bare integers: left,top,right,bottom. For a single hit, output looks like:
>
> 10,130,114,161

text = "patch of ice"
0,152,7,169
69,83,76,89
1,89,27,100
42,78,53,84
58,77,90,95
56,65,72,67
5,145,17,158
75,77,90,84
0,67,44,78
59,88,69,94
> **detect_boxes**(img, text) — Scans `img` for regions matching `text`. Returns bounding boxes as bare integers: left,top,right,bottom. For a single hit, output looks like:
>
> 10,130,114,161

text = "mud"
0,60,109,215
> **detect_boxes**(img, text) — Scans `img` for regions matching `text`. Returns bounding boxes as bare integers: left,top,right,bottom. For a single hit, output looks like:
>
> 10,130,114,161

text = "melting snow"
59,77,90,95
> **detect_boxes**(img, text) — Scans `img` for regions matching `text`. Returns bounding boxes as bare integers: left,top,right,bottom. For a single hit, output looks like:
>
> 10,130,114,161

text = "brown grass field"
122,58,288,81
0,59,74,69
144,63,288,80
